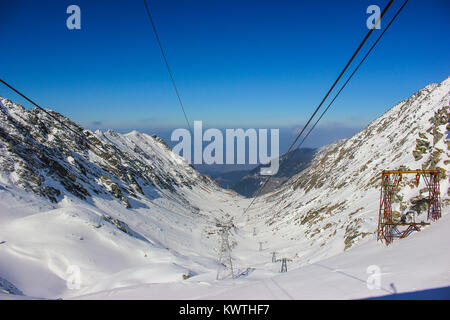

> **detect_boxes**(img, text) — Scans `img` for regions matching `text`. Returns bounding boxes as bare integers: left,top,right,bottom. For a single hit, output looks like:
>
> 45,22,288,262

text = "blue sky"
0,0,449,151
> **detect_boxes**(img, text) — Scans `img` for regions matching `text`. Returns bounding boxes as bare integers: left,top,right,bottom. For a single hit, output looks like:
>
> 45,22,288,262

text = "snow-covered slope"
0,77,448,300
64,207,450,300
0,98,246,298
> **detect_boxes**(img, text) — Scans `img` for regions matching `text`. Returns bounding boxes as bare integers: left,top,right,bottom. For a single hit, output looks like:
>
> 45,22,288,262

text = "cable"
286,0,393,156
295,0,409,152
1,1,194,155
0,1,407,218
0,78,106,155
243,0,396,215
143,0,192,133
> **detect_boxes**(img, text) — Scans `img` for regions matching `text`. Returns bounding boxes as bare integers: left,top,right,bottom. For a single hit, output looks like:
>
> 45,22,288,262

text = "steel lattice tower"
216,227,234,280
276,258,292,273
377,170,441,245
271,251,277,263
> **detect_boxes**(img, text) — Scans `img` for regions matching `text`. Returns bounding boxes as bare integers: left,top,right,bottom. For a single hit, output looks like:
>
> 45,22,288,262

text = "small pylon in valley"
271,251,277,263
259,242,263,251
276,258,292,273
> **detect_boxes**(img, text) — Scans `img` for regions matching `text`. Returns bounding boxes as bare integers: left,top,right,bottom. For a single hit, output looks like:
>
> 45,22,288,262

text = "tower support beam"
377,170,441,246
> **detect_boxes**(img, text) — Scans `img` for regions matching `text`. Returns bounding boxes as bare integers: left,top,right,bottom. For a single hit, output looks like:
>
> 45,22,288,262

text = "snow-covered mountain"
244,77,449,265
0,77,448,300
232,148,317,197
0,97,224,207
0,97,245,298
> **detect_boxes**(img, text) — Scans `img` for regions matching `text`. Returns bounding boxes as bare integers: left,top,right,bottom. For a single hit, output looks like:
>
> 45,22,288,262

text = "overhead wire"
0,0,195,156
294,0,409,152
0,78,106,155
242,0,406,215
143,0,193,134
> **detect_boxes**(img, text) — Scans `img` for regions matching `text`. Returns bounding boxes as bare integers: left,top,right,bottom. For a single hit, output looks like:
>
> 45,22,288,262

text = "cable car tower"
377,170,441,245
216,219,235,280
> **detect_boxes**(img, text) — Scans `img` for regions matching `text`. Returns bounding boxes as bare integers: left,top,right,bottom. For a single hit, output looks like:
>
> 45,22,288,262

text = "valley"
0,77,448,300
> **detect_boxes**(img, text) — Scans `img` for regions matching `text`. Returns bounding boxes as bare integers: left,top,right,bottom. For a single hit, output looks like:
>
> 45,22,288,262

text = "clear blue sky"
1,0,449,150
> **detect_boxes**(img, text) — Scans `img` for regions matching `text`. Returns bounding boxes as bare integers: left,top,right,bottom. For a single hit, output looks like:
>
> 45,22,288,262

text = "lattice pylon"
216,228,234,280
423,172,442,221
377,170,442,246
377,172,401,245
276,258,292,273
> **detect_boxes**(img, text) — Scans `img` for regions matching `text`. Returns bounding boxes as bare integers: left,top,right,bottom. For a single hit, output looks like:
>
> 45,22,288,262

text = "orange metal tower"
377,170,442,245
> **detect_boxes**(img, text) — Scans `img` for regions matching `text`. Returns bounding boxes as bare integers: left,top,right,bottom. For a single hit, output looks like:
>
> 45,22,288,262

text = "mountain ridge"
0,77,448,299
245,76,449,263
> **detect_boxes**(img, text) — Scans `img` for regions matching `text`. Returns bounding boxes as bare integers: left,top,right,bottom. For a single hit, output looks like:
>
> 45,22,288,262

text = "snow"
241,77,450,265
0,78,449,300
1,166,448,300
63,212,450,300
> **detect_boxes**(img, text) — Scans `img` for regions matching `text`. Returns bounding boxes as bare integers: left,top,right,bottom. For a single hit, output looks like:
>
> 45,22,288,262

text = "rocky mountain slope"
0,97,245,298
0,97,223,209
244,77,449,265
0,77,448,299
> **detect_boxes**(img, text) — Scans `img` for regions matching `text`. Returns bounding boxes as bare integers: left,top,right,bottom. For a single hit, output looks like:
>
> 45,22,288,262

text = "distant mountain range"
228,148,318,197
198,148,319,197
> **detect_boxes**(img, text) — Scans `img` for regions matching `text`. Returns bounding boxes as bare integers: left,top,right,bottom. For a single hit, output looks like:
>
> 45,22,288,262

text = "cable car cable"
295,0,409,152
143,0,193,134
242,0,401,215
0,78,105,155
